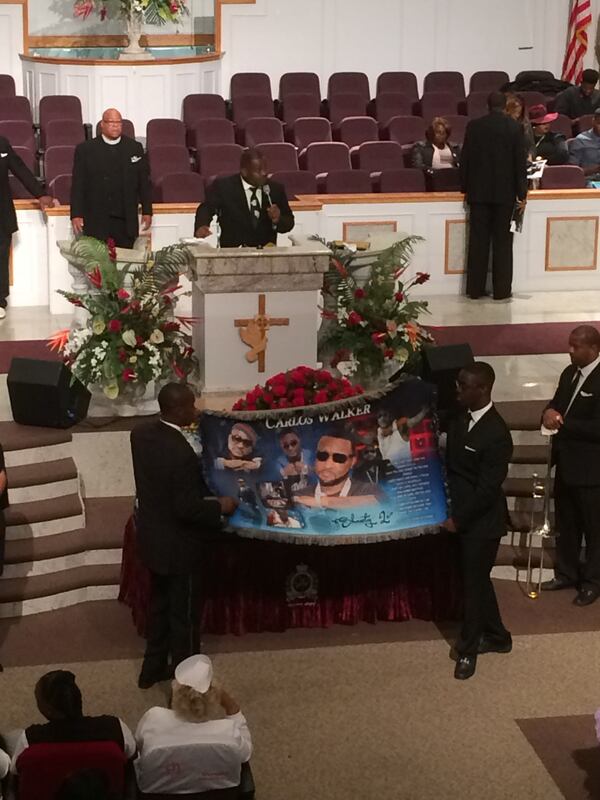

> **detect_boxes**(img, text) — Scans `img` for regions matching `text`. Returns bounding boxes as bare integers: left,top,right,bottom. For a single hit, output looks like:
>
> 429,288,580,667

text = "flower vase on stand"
119,12,154,61
89,381,160,418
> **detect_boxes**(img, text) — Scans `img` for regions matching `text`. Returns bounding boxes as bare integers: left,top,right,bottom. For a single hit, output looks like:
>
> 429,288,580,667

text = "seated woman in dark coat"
411,116,461,173
528,104,568,165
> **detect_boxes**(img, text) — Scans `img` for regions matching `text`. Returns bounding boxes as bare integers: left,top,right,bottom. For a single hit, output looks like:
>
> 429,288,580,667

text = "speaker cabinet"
422,343,474,412
7,358,91,429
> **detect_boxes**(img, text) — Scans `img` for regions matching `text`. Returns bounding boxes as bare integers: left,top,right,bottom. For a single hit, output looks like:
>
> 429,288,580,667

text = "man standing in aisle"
70,108,152,247
443,362,513,680
460,92,528,301
131,383,238,689
541,326,600,606
0,136,54,318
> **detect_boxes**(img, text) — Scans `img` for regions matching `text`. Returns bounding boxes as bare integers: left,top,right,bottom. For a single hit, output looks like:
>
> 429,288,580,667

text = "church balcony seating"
146,118,187,151
466,91,490,119
39,95,83,151
183,94,227,144
327,72,370,106
551,114,575,139
230,72,272,103
231,95,275,130
256,142,298,172
0,119,35,152
338,116,379,149
8,145,38,198
574,114,593,134
0,74,16,97
353,141,405,189
196,143,244,184
43,144,76,184
187,118,235,151
243,116,284,147
429,166,462,192
540,165,586,189
0,95,33,125
375,93,414,129
47,173,72,205
424,70,466,100
43,119,86,151
378,168,426,193
376,72,419,104
95,118,136,140
419,91,460,120
385,116,426,150
327,93,368,127
298,142,351,191
469,70,509,93
443,114,468,145
269,169,317,198
148,144,192,200
518,90,547,109
292,117,332,151
279,72,321,102
323,169,372,194
157,171,205,203
281,94,322,128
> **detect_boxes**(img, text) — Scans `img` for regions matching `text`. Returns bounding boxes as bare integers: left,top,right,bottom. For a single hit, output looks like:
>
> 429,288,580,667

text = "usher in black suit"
194,174,294,247
130,421,223,675
70,135,152,247
446,406,513,656
460,111,528,299
0,136,43,308
546,359,600,590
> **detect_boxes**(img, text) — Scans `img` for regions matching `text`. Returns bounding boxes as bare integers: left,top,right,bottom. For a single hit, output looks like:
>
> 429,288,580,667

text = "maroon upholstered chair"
279,72,320,101
148,145,191,198
39,95,82,149
47,173,73,205
0,95,33,124
466,91,489,119
376,72,419,103
469,71,509,93
443,115,468,145
378,168,426,193
188,118,235,150
44,119,85,149
244,117,284,147
270,170,317,197
323,169,372,194
44,145,76,183
259,142,298,172
339,116,378,148
280,93,321,127
146,118,186,151
328,72,370,105
387,116,427,148
519,91,547,109
299,141,351,173
430,167,462,192
355,141,404,188
95,118,136,139
230,72,272,101
183,94,227,129
375,93,414,129
231,95,275,129
328,94,368,127
423,71,466,99
0,120,35,151
293,117,332,151
0,74,16,97
158,172,205,202
540,165,586,189
575,114,593,134
551,114,574,139
420,92,459,120
196,143,244,180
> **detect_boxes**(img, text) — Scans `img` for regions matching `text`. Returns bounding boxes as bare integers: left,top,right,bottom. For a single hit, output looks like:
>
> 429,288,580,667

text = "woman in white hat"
134,655,252,795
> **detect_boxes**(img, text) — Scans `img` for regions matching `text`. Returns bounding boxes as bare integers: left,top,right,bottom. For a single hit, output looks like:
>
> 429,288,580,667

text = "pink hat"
529,104,558,125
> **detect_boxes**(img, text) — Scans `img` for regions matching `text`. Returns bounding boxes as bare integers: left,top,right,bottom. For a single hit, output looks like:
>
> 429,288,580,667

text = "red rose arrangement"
232,366,364,411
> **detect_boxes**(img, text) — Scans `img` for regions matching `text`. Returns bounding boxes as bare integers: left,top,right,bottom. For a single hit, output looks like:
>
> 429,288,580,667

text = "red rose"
347,311,363,326
117,288,130,300
354,288,366,299
106,238,116,260
107,319,122,333
278,398,290,408
291,389,306,405
415,272,430,285
270,372,287,385
68,296,84,307
395,291,404,302
289,368,306,384
314,389,329,404
232,400,244,411
246,403,257,411
273,384,287,398
384,348,395,359
172,362,186,379
136,336,144,346
122,368,136,382
262,392,274,405
118,349,127,363
371,332,386,345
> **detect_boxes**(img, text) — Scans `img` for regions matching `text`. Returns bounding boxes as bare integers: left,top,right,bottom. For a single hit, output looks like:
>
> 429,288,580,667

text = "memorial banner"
200,378,448,544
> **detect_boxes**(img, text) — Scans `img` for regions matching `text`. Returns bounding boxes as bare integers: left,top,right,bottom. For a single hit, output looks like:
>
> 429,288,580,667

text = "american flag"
562,0,592,84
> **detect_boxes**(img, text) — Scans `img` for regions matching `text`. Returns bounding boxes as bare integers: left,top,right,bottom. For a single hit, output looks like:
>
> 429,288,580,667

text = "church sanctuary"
2,0,600,797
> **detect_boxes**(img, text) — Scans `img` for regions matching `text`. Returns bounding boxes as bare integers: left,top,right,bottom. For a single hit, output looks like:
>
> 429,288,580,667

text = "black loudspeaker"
7,358,91,428
422,343,474,412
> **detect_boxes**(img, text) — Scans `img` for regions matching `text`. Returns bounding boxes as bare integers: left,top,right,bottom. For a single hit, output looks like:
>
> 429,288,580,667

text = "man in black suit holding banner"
194,148,295,247
541,325,600,606
443,362,513,680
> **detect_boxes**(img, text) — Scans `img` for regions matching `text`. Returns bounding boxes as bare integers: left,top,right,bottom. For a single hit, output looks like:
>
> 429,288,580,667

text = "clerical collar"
102,135,122,146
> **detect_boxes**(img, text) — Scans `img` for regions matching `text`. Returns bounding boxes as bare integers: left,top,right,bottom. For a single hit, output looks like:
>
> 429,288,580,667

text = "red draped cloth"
119,515,462,636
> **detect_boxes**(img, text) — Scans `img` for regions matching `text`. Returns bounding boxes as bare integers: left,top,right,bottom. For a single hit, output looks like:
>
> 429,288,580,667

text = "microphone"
263,184,272,206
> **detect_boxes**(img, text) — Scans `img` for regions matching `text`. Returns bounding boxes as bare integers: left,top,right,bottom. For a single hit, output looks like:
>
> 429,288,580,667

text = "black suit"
0,136,43,307
546,360,600,590
70,135,152,248
460,111,528,300
194,174,294,247
130,420,223,673
446,406,513,656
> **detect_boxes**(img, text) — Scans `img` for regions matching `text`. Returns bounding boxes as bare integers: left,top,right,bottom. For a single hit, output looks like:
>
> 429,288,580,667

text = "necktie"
466,411,473,432
565,368,583,416
249,187,261,228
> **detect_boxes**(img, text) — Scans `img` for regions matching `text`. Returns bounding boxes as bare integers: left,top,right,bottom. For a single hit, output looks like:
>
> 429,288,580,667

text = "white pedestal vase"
88,381,160,417
119,13,154,61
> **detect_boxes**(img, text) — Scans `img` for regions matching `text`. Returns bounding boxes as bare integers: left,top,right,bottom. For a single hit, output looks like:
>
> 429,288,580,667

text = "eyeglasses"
316,450,350,464
230,434,252,447
103,118,122,125
282,439,299,449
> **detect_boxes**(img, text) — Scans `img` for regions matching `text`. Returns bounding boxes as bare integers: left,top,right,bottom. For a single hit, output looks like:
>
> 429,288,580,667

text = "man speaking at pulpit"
194,148,295,247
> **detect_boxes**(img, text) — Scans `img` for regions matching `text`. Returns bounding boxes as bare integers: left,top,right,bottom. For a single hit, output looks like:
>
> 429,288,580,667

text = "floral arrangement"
73,0,188,24
318,237,432,384
49,237,196,401
232,366,364,411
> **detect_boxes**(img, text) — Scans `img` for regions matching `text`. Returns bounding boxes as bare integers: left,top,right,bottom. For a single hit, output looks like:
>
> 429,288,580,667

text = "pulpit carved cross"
234,293,290,373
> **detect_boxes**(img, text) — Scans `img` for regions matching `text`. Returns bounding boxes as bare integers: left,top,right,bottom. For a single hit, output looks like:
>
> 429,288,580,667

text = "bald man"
70,108,152,248
542,325,600,606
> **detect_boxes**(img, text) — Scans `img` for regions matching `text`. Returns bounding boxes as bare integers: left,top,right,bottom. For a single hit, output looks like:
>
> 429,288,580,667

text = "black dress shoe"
137,665,173,689
573,588,600,607
478,635,512,654
541,578,575,591
454,655,477,680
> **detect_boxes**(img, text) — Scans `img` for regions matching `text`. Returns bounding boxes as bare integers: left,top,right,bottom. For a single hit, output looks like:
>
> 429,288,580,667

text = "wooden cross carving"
234,293,290,373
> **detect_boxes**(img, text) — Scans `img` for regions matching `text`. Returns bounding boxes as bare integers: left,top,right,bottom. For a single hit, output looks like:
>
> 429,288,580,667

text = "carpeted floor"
0,341,58,374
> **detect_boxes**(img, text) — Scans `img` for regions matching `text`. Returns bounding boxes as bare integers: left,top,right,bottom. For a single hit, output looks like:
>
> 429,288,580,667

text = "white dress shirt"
134,707,252,794
467,401,493,431
241,176,262,212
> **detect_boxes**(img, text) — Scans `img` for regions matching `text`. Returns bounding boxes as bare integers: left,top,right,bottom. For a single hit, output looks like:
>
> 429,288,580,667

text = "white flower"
149,329,164,344
122,329,137,347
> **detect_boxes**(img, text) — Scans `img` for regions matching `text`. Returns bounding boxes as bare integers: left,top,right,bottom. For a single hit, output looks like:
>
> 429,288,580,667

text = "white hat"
174,655,213,693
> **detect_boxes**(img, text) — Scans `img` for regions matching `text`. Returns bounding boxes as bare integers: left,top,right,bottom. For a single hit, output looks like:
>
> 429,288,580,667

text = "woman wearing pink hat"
528,104,568,165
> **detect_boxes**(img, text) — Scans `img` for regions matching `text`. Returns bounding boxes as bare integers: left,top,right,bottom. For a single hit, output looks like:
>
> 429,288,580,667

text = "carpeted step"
511,444,551,465
0,421,72,452
509,510,555,533
3,497,133,564
496,400,547,431
7,458,78,488
5,494,84,542
504,476,554,498
496,542,556,569
0,564,120,603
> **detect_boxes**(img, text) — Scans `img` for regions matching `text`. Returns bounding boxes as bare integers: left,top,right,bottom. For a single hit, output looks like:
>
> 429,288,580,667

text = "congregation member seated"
410,117,460,173
9,670,136,773
505,93,535,157
554,68,600,119
528,104,568,165
568,108,600,178
134,654,252,795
